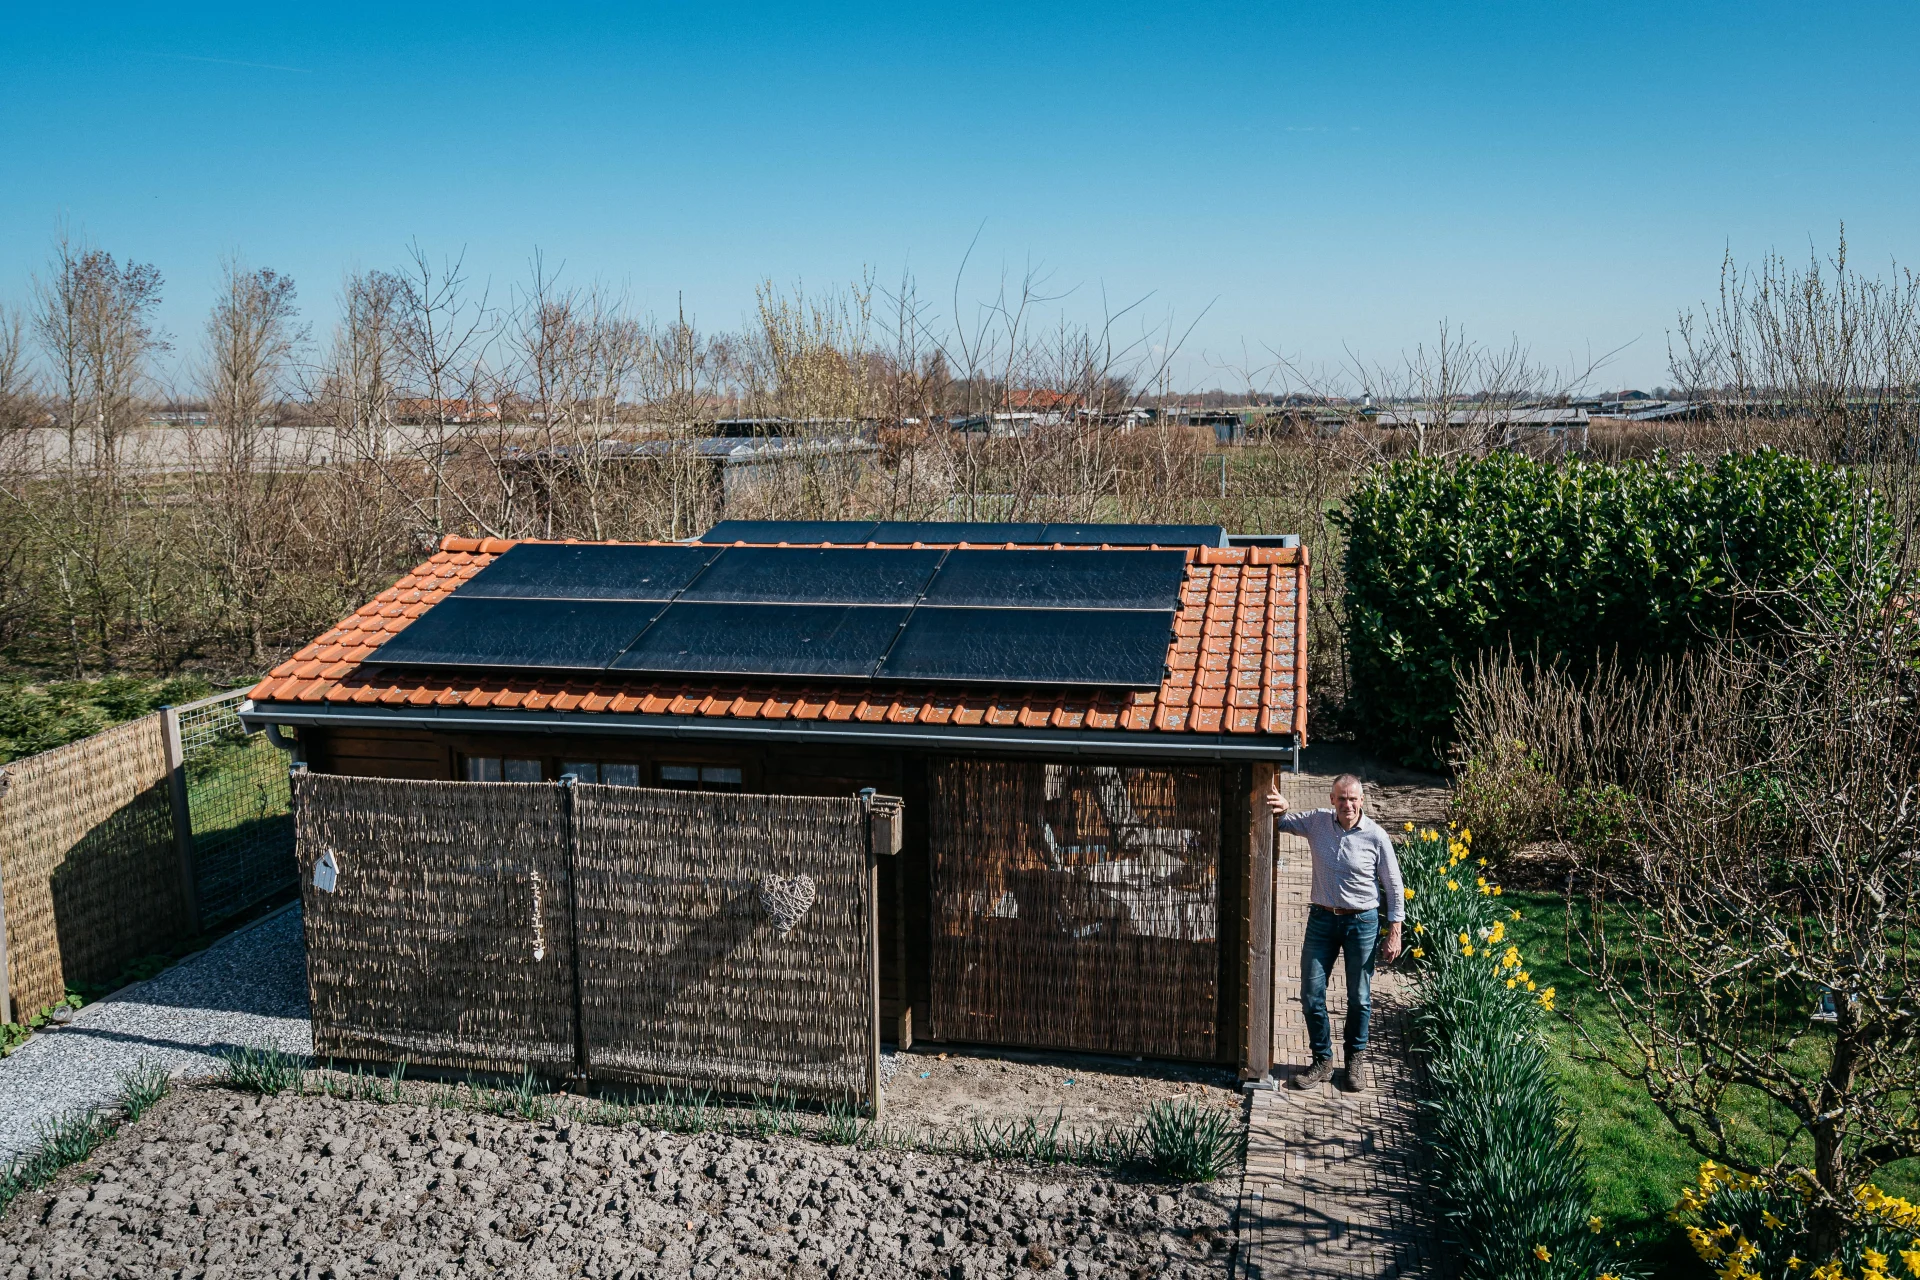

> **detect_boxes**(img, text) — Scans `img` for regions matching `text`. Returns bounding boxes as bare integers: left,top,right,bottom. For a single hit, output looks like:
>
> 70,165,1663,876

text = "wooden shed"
242,520,1305,1079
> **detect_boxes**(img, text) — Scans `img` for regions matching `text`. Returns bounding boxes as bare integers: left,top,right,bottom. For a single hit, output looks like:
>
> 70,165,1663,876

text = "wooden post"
0,775,12,1026
160,707,202,936
860,790,901,1120
1243,760,1278,1080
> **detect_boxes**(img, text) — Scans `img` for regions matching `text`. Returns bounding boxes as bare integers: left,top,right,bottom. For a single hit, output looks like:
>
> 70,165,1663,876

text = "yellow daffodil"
1510,909,1521,920
1897,1247,1920,1276
1588,1215,1602,1233
1785,1258,1800,1272
1760,1210,1782,1230
1506,978,1517,989
1532,1244,1550,1262
1526,980,1536,991
1462,944,1475,957
1413,922,1425,934
1411,947,1424,959
1493,886,1503,896
1404,888,1415,900
1865,1249,1889,1272
1458,931,1470,945
1447,879,1459,891
1477,857,1487,867
1403,822,1413,832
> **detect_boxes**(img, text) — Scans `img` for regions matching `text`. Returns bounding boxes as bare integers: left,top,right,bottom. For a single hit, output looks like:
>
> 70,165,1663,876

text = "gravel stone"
0,905,310,1162
0,1086,1234,1277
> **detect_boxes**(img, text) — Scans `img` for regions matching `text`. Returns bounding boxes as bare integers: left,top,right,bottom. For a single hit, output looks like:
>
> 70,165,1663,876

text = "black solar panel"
868,521,1048,544
877,607,1174,688
698,520,878,544
681,547,944,605
1040,523,1226,548
920,548,1188,610
611,603,909,678
694,520,1226,548
373,597,666,670
461,542,720,600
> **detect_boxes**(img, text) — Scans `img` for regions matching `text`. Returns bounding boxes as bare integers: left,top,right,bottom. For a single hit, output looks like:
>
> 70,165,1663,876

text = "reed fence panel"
294,773,577,1077
928,758,1223,1059
0,715,188,1016
572,784,873,1101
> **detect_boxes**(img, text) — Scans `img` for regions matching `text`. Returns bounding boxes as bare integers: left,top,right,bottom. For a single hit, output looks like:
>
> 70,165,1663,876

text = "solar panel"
373,597,666,670
877,607,1174,688
461,542,720,600
682,547,944,605
868,521,1048,544
697,520,878,544
611,603,909,678
920,548,1188,610
1040,523,1226,548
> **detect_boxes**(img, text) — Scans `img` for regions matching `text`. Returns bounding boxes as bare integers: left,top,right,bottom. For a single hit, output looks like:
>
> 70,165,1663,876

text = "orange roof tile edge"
250,535,1305,739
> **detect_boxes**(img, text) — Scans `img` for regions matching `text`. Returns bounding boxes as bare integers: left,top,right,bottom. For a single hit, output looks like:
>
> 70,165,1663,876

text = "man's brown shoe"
1340,1050,1370,1092
1288,1057,1334,1089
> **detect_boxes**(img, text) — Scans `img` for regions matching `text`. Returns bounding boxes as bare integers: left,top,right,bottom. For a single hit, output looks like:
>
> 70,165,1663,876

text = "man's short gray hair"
1330,773,1365,795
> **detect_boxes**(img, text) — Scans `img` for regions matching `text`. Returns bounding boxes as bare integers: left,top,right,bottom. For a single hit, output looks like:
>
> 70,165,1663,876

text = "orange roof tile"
250,534,1309,743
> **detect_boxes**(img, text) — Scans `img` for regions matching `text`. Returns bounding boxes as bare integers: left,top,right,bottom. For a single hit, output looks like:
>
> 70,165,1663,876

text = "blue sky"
4,2,1916,393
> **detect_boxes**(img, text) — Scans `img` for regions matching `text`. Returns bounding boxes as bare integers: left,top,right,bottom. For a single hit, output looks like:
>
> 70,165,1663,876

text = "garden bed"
0,1083,1236,1279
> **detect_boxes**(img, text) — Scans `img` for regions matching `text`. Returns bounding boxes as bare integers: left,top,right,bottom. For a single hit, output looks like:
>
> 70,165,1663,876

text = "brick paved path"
1235,758,1449,1279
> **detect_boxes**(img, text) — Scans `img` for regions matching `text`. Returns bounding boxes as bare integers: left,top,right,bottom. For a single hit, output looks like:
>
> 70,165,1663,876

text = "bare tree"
13,235,169,674
186,259,308,664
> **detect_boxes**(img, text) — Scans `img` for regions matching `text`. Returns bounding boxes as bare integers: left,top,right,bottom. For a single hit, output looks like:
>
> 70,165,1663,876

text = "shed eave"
239,699,1298,762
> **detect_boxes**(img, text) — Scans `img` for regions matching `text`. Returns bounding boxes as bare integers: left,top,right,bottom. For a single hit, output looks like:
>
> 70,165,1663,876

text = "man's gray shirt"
1276,809,1405,923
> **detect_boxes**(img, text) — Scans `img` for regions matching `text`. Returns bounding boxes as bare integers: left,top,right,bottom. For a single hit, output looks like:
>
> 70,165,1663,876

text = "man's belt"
1312,903,1369,916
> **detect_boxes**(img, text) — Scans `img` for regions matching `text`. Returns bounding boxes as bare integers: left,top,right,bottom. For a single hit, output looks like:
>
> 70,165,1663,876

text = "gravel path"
0,905,311,1163
1,1087,1236,1278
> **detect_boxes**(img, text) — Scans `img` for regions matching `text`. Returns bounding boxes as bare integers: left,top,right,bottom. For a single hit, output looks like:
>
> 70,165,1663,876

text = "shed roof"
246,530,1308,753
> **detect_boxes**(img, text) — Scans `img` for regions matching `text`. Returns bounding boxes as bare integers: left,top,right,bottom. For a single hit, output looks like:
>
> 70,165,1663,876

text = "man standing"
1265,773,1403,1092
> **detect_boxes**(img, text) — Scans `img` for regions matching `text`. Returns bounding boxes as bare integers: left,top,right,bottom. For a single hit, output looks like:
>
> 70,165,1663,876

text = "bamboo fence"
928,758,1223,1059
573,785,872,1100
294,772,578,1077
0,715,188,1017
293,773,876,1102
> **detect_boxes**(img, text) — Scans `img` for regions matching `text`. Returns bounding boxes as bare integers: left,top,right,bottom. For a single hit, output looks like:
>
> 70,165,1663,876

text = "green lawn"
1504,889,1920,1267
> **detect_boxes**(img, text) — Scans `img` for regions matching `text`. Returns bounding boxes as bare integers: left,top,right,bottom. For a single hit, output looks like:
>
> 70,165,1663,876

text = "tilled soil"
883,1049,1236,1134
0,1086,1235,1279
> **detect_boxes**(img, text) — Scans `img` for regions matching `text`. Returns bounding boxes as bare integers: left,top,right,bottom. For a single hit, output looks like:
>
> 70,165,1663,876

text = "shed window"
562,762,642,787
463,756,542,783
656,763,743,791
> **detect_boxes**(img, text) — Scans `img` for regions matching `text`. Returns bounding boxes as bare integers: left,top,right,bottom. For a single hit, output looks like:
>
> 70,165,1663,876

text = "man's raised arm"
1263,780,1312,833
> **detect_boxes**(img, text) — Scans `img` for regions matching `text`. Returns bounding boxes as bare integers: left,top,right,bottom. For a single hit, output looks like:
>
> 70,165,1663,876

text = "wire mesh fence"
176,691,295,924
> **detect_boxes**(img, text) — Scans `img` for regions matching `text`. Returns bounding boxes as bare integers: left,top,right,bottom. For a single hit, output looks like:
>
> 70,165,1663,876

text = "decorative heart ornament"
758,873,816,936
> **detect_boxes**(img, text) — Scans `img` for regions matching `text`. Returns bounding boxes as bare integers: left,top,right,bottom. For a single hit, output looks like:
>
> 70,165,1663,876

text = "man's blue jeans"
1300,905,1380,1061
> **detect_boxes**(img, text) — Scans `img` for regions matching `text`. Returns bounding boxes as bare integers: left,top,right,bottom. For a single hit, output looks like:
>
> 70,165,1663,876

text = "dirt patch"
885,1047,1238,1135
0,1084,1236,1279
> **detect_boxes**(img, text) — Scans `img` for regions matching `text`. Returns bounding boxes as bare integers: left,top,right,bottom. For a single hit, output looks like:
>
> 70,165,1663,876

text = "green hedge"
1333,449,1889,763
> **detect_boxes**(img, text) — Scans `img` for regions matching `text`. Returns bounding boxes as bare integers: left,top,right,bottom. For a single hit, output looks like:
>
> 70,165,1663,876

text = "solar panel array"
373,542,1188,689
696,519,1227,548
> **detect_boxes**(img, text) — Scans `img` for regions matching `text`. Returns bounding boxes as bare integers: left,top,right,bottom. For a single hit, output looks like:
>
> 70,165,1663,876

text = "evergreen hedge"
1333,448,1889,763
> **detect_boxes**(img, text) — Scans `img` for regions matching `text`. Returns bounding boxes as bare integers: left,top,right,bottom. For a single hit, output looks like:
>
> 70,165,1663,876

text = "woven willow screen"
0,714,188,1015
573,787,872,1099
295,774,577,1077
294,774,877,1101
928,759,1223,1059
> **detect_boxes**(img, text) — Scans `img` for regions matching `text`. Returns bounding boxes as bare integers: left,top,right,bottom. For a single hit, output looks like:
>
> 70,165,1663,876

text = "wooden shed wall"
301,724,1262,1066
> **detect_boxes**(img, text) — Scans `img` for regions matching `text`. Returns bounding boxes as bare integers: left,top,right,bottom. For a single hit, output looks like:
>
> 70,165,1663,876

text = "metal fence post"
160,706,202,936
558,773,590,1084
